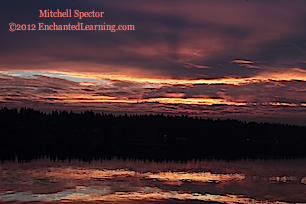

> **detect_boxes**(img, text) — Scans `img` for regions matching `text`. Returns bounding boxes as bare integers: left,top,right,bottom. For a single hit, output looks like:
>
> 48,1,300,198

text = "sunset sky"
1,0,306,125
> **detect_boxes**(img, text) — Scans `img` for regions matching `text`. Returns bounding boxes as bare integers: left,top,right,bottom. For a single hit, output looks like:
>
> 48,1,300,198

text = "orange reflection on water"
145,171,245,183
44,168,245,184
1,159,304,204
45,168,138,180
58,189,288,204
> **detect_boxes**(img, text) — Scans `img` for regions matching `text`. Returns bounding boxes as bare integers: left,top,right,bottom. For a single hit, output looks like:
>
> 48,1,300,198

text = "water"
0,158,306,203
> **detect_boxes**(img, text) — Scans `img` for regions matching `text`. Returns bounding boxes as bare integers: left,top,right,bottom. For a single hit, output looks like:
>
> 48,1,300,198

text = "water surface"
1,158,306,203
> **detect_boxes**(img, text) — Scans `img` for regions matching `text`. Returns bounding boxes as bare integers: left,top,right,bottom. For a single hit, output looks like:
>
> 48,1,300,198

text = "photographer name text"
39,9,104,19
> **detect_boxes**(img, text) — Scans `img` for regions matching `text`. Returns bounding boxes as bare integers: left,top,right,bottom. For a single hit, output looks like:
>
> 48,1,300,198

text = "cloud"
232,60,254,64
1,0,306,79
232,59,260,69
183,62,210,69
45,69,306,86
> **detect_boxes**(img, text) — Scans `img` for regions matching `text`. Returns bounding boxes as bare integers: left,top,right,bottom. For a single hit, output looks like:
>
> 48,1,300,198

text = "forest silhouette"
1,107,306,161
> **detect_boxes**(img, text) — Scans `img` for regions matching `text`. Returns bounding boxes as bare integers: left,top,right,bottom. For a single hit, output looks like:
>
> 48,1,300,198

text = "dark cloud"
1,0,305,77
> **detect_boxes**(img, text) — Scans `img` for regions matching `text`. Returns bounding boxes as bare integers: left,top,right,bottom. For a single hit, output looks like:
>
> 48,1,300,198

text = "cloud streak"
44,69,306,86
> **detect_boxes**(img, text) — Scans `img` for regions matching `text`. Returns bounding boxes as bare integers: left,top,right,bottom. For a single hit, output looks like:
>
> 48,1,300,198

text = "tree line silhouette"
1,107,306,161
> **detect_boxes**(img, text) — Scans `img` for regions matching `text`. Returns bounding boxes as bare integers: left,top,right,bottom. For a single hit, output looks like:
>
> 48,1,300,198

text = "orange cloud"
50,69,306,87
183,63,210,69
144,98,246,106
232,60,254,64
44,93,246,106
269,102,298,107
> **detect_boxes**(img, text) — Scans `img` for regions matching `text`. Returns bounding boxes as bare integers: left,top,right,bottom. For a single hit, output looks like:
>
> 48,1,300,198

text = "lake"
0,158,306,203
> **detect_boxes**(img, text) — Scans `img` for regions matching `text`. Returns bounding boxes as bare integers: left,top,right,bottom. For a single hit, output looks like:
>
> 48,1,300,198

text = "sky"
1,0,306,125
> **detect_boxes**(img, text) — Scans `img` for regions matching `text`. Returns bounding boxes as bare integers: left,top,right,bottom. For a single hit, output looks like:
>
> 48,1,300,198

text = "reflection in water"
0,187,289,204
0,158,306,203
54,188,289,204
45,168,138,180
269,176,297,183
146,171,245,183
44,168,245,183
